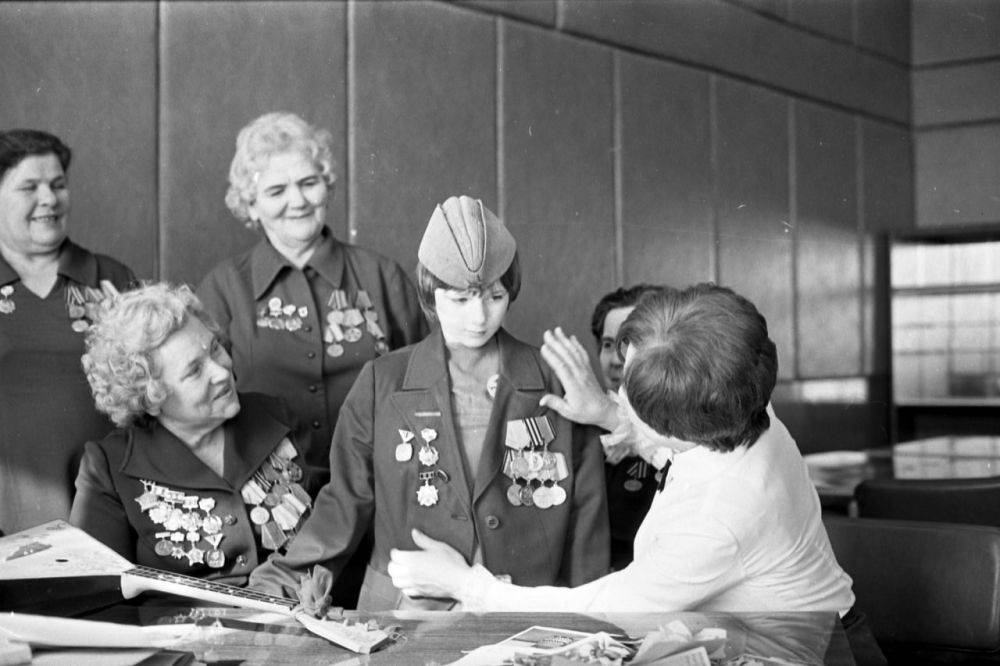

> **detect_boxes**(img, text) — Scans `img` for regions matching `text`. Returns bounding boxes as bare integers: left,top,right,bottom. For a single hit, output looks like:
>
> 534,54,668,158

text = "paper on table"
0,520,132,580
0,613,197,648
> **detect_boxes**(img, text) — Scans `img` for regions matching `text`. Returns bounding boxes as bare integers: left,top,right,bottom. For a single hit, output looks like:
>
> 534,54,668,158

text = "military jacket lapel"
473,329,547,504
391,330,473,513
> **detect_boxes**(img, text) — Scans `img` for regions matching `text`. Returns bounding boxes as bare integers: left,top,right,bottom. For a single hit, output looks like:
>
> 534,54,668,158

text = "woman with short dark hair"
0,128,135,535
387,283,855,615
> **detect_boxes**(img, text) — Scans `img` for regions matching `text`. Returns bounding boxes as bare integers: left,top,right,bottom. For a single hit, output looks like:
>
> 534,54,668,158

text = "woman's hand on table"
388,529,474,599
539,327,618,432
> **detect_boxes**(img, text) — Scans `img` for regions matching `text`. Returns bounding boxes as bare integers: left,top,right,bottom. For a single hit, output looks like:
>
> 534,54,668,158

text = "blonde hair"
225,112,336,227
82,283,219,427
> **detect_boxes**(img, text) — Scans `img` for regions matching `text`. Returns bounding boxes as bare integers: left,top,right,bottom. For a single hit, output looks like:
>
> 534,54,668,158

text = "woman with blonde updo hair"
70,283,315,586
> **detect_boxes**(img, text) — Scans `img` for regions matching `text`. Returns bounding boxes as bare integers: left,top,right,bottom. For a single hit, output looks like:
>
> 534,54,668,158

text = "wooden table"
28,604,854,665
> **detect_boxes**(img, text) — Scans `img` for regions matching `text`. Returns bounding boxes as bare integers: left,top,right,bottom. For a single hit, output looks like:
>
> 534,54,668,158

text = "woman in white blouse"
391,282,874,601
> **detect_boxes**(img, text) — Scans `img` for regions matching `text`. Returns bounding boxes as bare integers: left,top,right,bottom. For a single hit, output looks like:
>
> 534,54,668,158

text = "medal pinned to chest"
324,289,389,357
398,427,446,507
0,285,14,315
624,460,651,492
255,297,307,333
135,480,226,569
240,438,312,551
503,415,567,509
65,280,120,333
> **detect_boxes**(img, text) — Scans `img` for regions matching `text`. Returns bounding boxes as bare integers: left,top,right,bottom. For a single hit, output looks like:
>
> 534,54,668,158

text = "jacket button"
223,514,236,525
307,351,316,359
236,554,248,567
312,420,322,429
308,384,318,393
303,325,312,333
485,515,500,529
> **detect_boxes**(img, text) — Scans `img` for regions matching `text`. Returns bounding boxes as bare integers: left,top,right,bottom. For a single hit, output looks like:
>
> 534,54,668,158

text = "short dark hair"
415,252,521,322
619,283,778,452
590,284,660,342
0,129,72,184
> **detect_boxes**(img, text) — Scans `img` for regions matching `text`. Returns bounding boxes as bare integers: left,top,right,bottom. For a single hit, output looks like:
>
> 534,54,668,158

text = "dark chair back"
824,515,1000,658
855,476,1000,526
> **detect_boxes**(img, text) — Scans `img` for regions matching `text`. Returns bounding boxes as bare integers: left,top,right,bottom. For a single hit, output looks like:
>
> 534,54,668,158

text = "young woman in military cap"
250,195,609,610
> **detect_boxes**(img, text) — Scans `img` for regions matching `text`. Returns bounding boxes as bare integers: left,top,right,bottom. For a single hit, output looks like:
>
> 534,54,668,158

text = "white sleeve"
459,518,742,612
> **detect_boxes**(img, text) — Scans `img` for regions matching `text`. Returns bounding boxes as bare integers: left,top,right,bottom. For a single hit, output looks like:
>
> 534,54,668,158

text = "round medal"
519,485,535,507
154,539,172,556
550,485,567,506
623,479,643,492
71,319,89,332
263,492,280,507
68,304,86,318
327,343,344,357
507,484,523,506
526,452,544,473
344,327,363,343
250,506,270,525
206,549,225,568
0,300,14,314
533,486,553,509
267,297,282,313
375,340,389,355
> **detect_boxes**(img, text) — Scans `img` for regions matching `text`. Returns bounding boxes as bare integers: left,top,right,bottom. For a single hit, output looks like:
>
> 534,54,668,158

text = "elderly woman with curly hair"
197,112,426,491
69,283,314,586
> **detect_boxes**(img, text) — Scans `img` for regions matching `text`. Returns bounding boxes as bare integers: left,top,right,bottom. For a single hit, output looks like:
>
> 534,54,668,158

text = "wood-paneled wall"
0,0,915,452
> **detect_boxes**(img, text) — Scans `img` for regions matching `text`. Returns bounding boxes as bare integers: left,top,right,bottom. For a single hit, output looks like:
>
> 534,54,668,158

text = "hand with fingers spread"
388,529,475,599
539,327,619,432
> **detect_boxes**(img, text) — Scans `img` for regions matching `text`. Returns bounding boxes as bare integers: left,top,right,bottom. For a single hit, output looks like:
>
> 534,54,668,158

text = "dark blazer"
69,393,310,587
250,328,610,610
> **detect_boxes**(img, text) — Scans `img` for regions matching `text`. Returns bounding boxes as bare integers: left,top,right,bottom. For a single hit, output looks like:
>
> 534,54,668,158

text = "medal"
267,297,282,313
624,479,643,492
284,461,303,482
135,481,159,511
206,549,225,568
344,327,363,343
154,539,172,556
327,343,344,357
506,484,523,506
356,290,374,309
519,485,535,507
375,340,389,355
418,443,439,466
533,485,553,509
171,546,186,559
486,374,499,399
250,506,270,525
261,521,287,550
396,442,413,462
205,533,223,549
418,428,439,466
343,308,364,327
0,285,14,314
550,485,567,506
185,547,205,566
417,481,439,507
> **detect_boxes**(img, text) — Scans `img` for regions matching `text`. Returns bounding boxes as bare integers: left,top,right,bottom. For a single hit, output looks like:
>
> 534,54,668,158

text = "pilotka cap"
418,195,516,288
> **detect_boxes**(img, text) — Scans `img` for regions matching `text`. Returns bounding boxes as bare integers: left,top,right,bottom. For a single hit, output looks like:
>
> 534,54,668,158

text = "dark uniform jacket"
197,233,427,489
69,393,311,587
0,239,135,535
250,327,610,610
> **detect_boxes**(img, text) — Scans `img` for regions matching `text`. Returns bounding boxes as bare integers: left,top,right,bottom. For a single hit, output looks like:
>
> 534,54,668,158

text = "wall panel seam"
612,50,623,287
346,0,357,244
789,99,800,378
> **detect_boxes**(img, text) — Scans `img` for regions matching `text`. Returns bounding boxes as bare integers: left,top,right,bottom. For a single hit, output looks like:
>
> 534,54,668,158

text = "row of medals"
397,374,502,507
502,415,568,509
254,289,389,358
0,281,115,326
136,440,310,567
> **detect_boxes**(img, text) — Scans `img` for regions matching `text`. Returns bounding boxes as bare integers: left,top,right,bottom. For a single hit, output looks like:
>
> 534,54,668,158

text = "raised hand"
538,327,618,431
